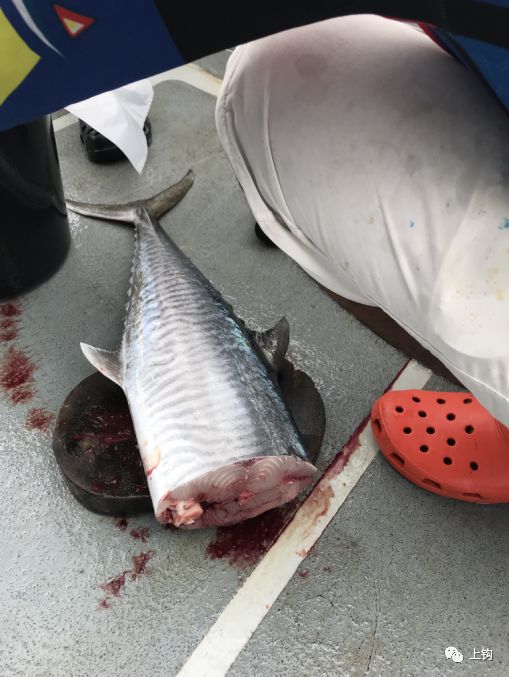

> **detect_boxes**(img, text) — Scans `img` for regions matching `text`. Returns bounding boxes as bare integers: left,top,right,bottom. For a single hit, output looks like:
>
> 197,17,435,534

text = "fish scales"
128,219,294,480
68,171,316,528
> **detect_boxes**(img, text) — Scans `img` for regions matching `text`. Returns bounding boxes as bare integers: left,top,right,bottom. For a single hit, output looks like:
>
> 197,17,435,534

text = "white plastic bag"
66,79,153,173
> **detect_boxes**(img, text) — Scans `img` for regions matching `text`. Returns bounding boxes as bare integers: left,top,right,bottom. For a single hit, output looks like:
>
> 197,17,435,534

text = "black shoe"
79,118,152,163
255,222,276,247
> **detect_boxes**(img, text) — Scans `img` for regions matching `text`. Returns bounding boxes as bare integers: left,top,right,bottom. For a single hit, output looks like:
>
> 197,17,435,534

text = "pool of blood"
206,503,296,569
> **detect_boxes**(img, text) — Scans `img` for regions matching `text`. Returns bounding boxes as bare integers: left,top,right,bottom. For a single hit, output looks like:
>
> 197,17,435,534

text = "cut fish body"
68,172,316,528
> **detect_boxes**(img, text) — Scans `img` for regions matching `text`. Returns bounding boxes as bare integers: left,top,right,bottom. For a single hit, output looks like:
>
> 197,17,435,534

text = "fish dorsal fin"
252,317,290,371
80,343,123,387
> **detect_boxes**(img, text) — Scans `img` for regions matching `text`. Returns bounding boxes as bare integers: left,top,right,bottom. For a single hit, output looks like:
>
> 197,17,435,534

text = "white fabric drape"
216,15,509,424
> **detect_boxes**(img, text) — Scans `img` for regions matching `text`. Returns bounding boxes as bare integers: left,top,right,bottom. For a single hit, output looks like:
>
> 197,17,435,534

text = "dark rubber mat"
53,357,325,516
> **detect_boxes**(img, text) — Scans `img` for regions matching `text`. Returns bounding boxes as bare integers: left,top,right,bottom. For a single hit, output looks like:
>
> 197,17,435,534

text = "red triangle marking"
54,5,94,38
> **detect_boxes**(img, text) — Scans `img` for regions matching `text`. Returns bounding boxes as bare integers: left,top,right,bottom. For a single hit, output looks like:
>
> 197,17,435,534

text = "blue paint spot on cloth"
409,221,416,228
498,218,509,230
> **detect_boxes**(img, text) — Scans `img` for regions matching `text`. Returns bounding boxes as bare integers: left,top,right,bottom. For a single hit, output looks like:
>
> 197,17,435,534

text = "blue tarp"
1,0,509,130
0,1,183,130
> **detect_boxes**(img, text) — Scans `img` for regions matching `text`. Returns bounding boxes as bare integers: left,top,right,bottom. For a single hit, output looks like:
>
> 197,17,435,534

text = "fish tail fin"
66,169,195,225
142,169,194,219
66,201,138,223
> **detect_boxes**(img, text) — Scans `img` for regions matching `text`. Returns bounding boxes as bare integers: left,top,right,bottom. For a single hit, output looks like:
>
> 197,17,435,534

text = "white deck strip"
53,63,222,133
177,360,432,677
149,62,222,96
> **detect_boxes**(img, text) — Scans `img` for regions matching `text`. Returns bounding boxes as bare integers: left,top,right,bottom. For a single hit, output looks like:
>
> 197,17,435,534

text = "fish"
67,171,316,528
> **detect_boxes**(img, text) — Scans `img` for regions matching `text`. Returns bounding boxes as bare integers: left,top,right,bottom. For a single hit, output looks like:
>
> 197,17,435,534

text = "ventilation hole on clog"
446,413,455,421
418,410,427,418
470,461,479,471
463,492,482,499
443,457,452,465
373,419,382,433
426,427,435,435
391,453,405,466
420,445,429,453
447,438,456,446
465,425,474,434
422,479,441,489
412,396,421,403
437,398,446,404
403,427,412,434
395,406,404,413
463,398,472,404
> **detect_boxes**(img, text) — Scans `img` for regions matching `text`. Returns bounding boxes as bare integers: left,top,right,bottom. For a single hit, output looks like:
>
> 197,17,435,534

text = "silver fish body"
69,172,316,527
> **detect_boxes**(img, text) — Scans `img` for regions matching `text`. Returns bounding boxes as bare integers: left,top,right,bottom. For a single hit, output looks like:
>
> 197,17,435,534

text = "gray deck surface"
1,65,508,677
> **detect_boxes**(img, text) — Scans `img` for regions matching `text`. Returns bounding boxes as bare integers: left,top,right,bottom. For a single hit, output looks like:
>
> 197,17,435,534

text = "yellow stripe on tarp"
0,9,40,106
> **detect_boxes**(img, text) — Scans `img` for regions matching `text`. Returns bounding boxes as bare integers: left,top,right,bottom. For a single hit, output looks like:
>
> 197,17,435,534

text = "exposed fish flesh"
67,172,316,528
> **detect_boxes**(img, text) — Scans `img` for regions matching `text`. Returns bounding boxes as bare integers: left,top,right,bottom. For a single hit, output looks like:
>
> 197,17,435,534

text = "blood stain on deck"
0,303,21,343
100,572,126,597
206,411,371,571
0,347,36,404
98,550,155,610
26,408,54,432
130,527,150,543
131,550,154,578
206,503,295,569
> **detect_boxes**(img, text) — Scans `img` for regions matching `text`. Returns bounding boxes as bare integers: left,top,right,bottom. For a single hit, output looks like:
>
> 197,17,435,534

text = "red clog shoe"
371,390,509,503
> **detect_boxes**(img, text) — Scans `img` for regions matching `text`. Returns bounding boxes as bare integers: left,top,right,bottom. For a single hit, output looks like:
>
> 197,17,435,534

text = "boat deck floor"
1,54,508,677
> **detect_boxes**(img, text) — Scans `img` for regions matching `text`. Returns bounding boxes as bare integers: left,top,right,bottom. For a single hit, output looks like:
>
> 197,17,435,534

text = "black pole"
0,115,70,300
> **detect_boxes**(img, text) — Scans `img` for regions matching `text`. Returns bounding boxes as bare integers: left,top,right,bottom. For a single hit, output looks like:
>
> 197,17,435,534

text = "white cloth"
66,79,153,173
216,14,509,425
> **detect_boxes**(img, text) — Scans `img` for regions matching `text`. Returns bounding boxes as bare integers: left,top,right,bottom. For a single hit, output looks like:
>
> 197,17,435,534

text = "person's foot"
79,118,152,163
254,222,276,247
371,389,509,503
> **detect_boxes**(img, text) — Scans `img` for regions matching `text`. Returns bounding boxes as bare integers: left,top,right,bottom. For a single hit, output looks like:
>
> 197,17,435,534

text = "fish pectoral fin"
252,317,290,371
80,343,123,386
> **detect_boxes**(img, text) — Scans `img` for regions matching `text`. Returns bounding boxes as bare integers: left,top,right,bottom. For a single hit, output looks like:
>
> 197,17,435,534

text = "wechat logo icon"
445,647,464,663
